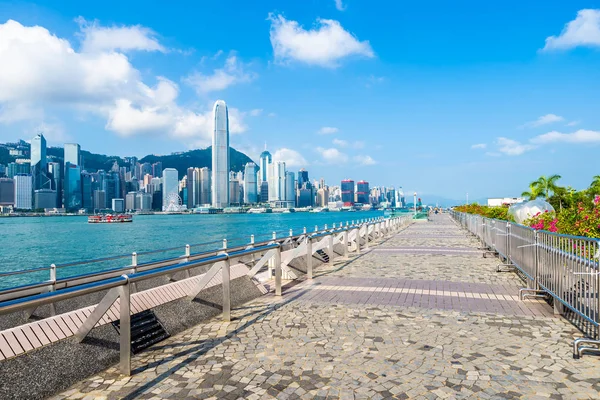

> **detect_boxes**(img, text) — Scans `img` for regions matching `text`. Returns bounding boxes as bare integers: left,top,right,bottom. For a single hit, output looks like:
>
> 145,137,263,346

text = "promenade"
54,215,599,399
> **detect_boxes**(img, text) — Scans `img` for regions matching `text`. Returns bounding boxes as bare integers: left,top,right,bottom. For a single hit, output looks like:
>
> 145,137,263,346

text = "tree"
533,174,562,200
589,175,600,196
521,183,545,200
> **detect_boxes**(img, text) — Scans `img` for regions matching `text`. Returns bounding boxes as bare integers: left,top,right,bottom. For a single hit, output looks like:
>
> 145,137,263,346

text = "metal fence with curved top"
450,210,600,359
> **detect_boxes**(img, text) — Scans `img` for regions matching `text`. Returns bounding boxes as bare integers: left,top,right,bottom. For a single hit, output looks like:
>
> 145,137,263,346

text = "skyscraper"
31,134,51,191
212,100,230,208
0,178,15,206
356,181,370,204
199,167,211,205
341,179,355,206
63,163,82,210
162,168,179,211
187,167,200,209
152,162,163,178
14,174,32,210
64,143,81,167
47,162,61,207
243,163,258,204
297,169,309,189
259,148,272,183
269,161,286,201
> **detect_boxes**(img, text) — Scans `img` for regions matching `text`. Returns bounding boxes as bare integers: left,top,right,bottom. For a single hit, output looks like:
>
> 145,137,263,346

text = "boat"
88,214,133,223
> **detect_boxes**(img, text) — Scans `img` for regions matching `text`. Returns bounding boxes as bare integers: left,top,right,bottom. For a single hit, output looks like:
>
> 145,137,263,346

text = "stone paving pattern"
53,215,599,399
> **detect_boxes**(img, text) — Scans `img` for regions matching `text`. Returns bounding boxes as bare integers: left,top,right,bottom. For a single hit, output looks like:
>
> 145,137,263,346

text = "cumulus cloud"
316,147,348,164
471,143,487,149
268,112,277,117
273,148,307,167
496,137,536,156
332,138,348,147
521,114,564,128
0,19,248,148
353,140,365,149
76,17,166,53
566,120,580,127
334,0,346,11
543,9,600,51
184,54,256,94
249,109,263,117
353,155,376,165
531,129,600,144
268,14,374,67
318,126,339,134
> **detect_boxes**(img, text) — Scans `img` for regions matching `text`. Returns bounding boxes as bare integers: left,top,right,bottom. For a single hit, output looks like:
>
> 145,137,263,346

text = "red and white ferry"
88,214,133,223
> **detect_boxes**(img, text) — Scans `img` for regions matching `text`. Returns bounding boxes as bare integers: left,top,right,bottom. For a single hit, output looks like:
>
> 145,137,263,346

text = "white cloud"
471,143,487,149
353,140,365,149
334,0,346,11
268,14,374,67
318,126,339,134
521,114,564,128
0,19,249,148
332,138,348,147
543,9,600,51
496,137,536,156
268,112,277,117
249,109,263,117
184,54,256,94
316,147,348,164
531,129,600,144
566,120,580,126
30,121,71,143
353,155,376,165
76,17,165,53
272,148,307,167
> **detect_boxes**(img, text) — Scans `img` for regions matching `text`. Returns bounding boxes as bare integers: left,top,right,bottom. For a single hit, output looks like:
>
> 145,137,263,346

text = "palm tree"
590,176,600,195
521,183,545,200
533,175,562,200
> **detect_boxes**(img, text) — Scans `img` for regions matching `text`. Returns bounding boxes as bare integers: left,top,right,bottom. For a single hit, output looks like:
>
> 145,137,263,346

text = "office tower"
259,147,272,183
0,178,15,206
199,167,210,205
341,179,355,206
229,180,241,205
285,171,295,204
47,162,62,207
137,192,152,211
109,198,123,213
296,187,312,208
152,162,163,178
125,192,136,211
64,143,81,166
7,162,29,179
243,163,258,204
356,181,369,204
297,169,309,189
398,186,406,207
211,100,230,208
269,161,286,201
316,187,329,207
319,178,325,189
0,164,5,177
187,167,200,209
260,181,269,203
162,168,179,211
148,177,162,195
140,162,152,177
63,163,82,210
81,172,93,210
14,174,32,209
31,134,51,190
93,190,106,210
34,190,57,209
129,157,138,177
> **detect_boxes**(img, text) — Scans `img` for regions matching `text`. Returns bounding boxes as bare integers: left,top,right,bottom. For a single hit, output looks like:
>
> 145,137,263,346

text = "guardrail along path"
55,215,599,400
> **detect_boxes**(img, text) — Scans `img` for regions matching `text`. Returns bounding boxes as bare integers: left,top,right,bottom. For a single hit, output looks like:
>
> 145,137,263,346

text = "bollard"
306,237,313,279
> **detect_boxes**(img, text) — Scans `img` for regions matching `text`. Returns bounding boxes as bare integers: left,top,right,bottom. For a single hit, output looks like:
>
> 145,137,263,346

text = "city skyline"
1,2,599,198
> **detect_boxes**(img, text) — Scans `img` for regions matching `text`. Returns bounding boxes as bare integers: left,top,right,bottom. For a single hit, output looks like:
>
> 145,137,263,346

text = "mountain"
1,142,255,179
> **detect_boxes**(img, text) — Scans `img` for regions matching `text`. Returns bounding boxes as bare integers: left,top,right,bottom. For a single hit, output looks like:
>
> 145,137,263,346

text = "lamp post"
413,192,417,214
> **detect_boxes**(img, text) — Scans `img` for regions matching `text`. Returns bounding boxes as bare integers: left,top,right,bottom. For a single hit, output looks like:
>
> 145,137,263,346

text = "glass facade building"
341,179,355,206
243,163,258,204
212,100,230,208
64,163,82,210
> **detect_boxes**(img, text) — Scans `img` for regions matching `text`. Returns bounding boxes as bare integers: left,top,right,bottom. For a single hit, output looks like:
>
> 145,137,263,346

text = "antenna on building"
264,142,267,151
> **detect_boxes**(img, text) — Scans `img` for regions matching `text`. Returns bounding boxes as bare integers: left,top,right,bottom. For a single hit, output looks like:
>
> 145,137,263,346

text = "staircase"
315,249,330,264
112,310,170,354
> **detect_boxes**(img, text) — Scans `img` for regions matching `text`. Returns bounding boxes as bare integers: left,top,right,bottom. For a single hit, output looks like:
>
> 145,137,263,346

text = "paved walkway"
54,215,599,400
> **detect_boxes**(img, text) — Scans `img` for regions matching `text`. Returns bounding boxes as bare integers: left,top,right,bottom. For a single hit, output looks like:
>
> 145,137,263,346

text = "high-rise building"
31,134,51,191
356,181,369,204
296,187,312,208
0,178,15,206
112,198,125,213
0,164,6,177
34,189,57,209
47,162,61,207
212,100,230,208
64,143,81,167
341,179,355,206
199,167,211,205
260,181,269,203
152,162,163,178
259,148,272,184
125,192,137,211
229,180,241,205
93,190,106,210
285,171,295,203
162,168,179,211
14,174,32,210
243,163,258,204
297,169,309,189
187,167,200,209
316,187,329,207
81,172,93,210
7,162,30,179
63,163,82,210
269,161,286,201
136,192,152,211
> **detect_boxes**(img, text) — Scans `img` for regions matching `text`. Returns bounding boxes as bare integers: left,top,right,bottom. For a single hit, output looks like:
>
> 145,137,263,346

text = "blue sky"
0,1,600,201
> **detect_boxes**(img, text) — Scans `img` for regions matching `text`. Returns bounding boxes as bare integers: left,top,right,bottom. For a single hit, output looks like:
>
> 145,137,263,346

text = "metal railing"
450,210,600,359
0,215,413,375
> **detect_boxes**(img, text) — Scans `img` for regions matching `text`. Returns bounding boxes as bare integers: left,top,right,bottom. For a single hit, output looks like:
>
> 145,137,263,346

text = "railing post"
533,231,538,290
272,231,277,240
49,264,57,316
289,229,293,238
356,227,361,254
250,234,255,245
328,233,334,265
119,278,131,376
184,245,191,278
306,236,313,279
303,227,307,234
223,239,228,250
250,235,255,262
364,224,370,250
315,225,318,232
275,245,282,296
333,223,336,228
222,257,231,321
343,229,349,259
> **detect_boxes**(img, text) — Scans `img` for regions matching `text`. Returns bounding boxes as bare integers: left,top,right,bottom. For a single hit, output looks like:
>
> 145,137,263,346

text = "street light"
413,192,417,214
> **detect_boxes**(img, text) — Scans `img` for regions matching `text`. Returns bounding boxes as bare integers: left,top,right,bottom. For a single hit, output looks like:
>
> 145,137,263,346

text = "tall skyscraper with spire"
212,100,230,208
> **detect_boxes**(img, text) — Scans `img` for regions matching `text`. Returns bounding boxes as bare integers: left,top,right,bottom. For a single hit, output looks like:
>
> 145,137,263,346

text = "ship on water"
88,214,133,223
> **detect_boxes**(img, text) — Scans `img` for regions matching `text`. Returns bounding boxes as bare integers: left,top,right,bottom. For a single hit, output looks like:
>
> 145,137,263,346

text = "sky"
0,1,600,201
